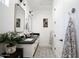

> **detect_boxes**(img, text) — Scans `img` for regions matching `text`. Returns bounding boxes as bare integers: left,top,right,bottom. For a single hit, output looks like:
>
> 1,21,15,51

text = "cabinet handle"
60,39,63,42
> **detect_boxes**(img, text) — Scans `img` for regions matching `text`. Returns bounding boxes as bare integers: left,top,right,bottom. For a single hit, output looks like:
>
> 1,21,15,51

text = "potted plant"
0,32,23,54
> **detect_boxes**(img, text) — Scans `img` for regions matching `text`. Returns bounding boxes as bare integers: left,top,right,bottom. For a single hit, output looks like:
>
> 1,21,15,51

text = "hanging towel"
62,17,77,58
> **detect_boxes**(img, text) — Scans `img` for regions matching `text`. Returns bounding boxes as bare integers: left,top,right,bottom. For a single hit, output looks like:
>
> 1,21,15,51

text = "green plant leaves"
0,32,23,45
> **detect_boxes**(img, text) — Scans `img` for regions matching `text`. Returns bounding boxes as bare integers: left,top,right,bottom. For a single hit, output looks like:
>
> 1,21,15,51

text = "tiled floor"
34,46,55,58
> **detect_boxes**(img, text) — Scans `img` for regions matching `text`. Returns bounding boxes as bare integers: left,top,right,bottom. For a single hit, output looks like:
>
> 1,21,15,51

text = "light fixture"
19,0,23,3
29,10,33,14
16,4,19,6
23,3,26,6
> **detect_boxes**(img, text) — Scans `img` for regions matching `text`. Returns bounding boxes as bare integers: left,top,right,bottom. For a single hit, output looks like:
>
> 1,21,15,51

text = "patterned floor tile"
34,46,55,58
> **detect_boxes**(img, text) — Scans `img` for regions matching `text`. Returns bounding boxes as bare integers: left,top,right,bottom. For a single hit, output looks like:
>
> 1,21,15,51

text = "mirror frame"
14,3,25,33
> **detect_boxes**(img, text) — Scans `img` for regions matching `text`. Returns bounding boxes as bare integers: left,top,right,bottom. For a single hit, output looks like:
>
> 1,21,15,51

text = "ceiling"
27,0,53,11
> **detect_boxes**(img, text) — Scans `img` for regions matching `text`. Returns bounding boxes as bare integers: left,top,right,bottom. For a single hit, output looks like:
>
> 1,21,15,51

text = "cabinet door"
32,40,39,55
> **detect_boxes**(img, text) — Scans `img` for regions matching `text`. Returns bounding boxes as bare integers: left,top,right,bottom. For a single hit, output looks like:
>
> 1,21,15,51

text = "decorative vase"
5,44,16,54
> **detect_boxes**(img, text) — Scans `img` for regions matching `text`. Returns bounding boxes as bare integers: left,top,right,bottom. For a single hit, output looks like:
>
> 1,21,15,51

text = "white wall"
52,0,79,57
0,2,3,33
0,0,18,33
32,7,52,47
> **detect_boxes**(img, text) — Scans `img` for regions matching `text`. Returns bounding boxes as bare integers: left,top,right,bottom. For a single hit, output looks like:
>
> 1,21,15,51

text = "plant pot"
5,44,16,54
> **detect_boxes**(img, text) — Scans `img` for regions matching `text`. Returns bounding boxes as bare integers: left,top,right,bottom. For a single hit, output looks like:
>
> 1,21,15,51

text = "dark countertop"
18,35,39,44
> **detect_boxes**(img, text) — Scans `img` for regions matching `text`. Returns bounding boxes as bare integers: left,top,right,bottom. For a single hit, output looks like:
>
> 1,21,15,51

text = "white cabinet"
17,39,39,58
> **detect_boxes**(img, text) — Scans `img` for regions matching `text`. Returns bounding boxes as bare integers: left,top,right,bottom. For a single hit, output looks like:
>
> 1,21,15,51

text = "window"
0,0,9,7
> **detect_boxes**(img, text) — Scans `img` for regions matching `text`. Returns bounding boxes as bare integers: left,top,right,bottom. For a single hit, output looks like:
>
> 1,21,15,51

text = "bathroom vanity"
14,4,40,58
17,33,40,58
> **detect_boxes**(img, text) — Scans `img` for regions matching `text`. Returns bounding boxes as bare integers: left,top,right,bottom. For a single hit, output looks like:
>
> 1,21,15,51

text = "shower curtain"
62,17,77,58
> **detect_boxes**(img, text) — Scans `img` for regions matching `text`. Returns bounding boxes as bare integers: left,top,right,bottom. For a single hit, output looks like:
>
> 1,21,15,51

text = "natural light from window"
0,0,9,7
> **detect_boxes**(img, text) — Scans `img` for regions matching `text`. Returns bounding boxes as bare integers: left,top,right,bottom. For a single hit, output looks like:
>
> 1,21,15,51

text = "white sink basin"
24,38,34,41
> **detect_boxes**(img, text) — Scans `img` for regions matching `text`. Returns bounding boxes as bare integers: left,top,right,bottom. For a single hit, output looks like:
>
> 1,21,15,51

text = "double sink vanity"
17,33,40,58
14,4,40,58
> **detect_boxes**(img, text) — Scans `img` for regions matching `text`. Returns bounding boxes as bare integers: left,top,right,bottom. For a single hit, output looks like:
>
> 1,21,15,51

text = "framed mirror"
14,4,25,32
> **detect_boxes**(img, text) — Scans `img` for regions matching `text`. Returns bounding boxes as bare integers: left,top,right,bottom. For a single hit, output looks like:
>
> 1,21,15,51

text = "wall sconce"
19,0,23,3
29,11,33,14
23,3,26,6
16,4,19,6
